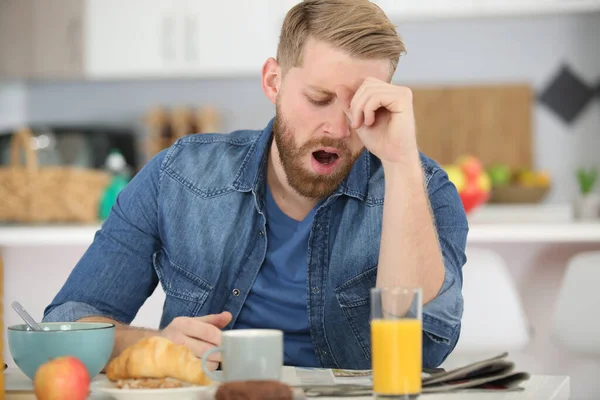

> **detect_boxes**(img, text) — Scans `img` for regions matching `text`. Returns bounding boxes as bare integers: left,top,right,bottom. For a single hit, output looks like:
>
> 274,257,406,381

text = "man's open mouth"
312,150,340,165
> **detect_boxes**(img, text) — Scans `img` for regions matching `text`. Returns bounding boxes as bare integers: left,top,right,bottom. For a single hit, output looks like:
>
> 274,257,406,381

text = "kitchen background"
1,1,600,399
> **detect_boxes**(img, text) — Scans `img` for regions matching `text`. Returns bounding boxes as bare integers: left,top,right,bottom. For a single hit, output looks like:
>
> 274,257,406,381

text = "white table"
4,367,570,400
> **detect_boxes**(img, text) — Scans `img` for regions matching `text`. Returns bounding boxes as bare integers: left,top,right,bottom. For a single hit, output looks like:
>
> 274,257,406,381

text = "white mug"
202,329,283,382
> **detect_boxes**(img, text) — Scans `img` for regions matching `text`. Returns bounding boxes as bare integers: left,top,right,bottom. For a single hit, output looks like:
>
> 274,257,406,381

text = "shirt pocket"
152,248,213,321
334,266,377,360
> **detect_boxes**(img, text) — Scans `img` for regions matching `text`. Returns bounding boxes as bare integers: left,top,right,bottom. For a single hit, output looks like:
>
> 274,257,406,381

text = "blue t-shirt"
233,185,320,367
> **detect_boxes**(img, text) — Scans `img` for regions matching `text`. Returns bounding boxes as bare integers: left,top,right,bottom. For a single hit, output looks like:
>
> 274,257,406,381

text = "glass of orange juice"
371,287,422,399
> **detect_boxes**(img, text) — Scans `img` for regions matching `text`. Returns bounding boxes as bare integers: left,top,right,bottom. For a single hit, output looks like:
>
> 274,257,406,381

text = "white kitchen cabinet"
85,0,281,79
375,0,600,21
84,0,186,79
177,0,280,77
1,0,599,81
0,0,282,80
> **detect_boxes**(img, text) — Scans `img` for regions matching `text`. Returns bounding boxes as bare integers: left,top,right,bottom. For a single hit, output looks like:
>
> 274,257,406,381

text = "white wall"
389,13,600,204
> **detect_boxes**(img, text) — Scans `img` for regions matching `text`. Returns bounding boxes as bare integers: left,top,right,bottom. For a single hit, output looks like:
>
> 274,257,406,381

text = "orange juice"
371,319,422,396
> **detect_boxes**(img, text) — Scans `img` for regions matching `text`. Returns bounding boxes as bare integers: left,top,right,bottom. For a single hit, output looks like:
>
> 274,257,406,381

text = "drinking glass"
371,287,423,399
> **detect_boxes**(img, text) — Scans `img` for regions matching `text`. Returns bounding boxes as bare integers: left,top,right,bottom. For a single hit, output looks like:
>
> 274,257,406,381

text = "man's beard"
273,103,362,199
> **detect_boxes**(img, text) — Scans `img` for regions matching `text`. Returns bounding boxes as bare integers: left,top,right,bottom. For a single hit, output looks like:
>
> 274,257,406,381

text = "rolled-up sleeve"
43,150,168,324
44,301,106,323
421,167,469,368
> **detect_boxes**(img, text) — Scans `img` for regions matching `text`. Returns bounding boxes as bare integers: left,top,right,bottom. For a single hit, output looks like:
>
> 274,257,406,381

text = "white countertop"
465,204,600,243
0,204,598,247
0,224,101,247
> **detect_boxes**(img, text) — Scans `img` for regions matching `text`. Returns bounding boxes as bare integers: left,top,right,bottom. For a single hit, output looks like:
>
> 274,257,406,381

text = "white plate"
91,380,216,400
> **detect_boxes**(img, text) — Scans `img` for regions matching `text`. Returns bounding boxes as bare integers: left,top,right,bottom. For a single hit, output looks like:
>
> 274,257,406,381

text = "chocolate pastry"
215,380,294,400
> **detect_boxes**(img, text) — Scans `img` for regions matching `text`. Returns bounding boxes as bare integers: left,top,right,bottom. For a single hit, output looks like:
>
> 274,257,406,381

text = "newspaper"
293,352,530,397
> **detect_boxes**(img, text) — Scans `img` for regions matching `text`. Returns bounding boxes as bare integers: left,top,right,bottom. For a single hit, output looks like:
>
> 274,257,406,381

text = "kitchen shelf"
466,222,600,243
0,205,599,246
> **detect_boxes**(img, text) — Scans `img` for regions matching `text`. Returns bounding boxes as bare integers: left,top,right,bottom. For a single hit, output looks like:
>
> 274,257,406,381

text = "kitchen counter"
0,204,598,246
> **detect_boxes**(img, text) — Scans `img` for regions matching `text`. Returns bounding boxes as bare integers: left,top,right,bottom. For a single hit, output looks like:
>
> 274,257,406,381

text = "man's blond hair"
276,0,406,79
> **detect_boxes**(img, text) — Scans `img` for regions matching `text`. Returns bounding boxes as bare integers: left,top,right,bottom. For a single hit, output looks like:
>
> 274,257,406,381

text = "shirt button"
259,230,264,236
312,287,320,294
232,289,241,296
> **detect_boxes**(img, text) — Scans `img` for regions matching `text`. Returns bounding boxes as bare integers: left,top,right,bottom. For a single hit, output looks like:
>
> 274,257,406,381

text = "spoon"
11,301,43,331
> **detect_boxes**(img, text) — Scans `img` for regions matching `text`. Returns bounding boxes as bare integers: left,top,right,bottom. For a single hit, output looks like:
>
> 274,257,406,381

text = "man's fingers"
334,86,355,125
362,94,387,127
212,311,233,329
174,317,224,346
196,311,232,328
190,323,223,347
178,335,223,362
204,360,220,372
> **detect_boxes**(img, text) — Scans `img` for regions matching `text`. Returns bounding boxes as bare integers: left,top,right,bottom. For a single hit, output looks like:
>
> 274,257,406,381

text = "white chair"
442,247,530,368
552,251,600,355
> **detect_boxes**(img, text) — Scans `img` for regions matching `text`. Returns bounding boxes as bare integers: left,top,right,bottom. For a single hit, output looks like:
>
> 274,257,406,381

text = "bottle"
99,149,131,220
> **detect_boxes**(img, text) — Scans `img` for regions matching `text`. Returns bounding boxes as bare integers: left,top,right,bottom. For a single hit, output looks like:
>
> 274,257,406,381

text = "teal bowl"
8,322,115,380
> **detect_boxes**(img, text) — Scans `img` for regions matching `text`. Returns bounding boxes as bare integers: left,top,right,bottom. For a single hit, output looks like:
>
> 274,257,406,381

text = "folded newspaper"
293,352,530,397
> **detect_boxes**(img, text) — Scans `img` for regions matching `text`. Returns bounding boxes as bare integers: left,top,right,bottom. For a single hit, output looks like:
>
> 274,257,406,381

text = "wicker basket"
489,185,550,204
0,128,111,223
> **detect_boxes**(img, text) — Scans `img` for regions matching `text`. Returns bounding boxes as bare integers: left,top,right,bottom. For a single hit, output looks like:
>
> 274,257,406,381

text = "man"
43,0,468,370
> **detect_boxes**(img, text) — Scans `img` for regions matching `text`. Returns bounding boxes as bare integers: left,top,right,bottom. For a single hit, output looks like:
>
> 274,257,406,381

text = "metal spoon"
11,301,43,331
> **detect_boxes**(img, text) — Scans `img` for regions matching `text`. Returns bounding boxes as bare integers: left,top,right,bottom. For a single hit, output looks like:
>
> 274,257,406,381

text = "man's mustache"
298,137,351,154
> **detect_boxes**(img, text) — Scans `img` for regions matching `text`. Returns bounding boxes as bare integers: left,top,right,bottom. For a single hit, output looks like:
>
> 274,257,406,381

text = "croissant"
105,335,210,386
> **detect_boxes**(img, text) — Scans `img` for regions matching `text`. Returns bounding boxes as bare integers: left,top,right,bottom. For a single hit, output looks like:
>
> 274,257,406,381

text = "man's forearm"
77,316,159,361
376,157,445,304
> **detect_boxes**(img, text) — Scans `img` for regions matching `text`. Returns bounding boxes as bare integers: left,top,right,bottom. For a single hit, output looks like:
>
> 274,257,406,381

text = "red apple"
34,356,91,400
457,155,483,179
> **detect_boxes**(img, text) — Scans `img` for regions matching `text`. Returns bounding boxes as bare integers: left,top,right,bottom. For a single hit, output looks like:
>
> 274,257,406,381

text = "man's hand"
159,311,232,371
336,78,418,166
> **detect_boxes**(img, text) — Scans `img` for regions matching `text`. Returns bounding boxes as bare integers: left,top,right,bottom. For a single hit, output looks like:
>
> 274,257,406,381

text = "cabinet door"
31,0,85,79
0,0,34,79
181,0,280,77
84,0,185,79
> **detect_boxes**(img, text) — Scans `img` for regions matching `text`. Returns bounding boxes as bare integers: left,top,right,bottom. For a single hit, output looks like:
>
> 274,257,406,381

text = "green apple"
487,164,511,186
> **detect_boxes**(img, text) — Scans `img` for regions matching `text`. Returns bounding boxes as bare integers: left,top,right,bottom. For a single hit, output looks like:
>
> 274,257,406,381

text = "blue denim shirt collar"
232,117,372,209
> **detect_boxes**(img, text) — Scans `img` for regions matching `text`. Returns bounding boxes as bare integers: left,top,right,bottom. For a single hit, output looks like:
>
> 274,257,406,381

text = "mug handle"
201,347,225,382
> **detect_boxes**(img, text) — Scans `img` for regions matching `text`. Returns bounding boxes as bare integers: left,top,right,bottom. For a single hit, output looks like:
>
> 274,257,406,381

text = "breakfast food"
105,336,210,388
114,377,184,389
215,380,293,400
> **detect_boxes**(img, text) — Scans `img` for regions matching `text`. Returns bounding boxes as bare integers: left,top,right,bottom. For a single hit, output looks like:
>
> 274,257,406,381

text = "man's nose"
324,106,351,139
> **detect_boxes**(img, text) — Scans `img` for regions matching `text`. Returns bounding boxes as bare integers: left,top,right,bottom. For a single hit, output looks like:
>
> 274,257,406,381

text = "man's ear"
261,57,281,105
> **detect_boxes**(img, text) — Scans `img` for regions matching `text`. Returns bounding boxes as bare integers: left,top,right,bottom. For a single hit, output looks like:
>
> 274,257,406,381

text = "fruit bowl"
489,185,550,204
7,322,115,380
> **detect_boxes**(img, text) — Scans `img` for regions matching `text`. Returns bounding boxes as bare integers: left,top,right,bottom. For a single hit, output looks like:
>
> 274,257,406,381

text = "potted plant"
574,167,599,220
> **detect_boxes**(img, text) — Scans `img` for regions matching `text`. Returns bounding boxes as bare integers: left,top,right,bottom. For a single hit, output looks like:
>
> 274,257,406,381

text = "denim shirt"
43,118,469,369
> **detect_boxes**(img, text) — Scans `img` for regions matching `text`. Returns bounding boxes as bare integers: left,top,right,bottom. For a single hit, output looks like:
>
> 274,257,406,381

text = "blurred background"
0,0,599,398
